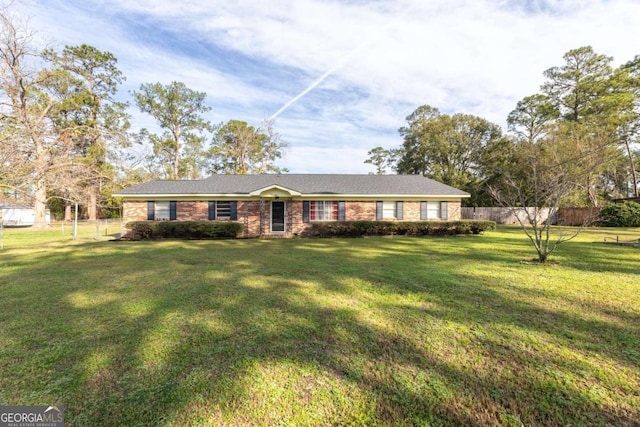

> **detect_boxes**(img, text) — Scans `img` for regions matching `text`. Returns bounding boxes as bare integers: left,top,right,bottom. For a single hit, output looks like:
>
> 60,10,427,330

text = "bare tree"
0,10,84,226
489,129,597,263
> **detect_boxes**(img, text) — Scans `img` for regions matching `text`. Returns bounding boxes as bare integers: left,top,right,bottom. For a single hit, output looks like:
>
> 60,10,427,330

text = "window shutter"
338,201,346,221
230,201,238,220
420,201,428,220
440,201,448,220
147,201,155,221
376,201,383,220
169,201,177,220
396,201,404,220
208,201,216,220
303,201,310,223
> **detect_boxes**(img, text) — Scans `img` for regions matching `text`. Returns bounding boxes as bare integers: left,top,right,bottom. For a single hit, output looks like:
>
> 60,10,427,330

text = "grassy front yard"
0,227,638,426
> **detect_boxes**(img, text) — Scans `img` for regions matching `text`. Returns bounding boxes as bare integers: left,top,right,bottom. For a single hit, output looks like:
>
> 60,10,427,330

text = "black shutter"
147,201,155,221
338,201,346,221
396,201,404,220
230,201,238,220
420,201,428,220
303,201,310,223
440,202,448,220
376,201,383,220
169,201,177,220
208,201,216,220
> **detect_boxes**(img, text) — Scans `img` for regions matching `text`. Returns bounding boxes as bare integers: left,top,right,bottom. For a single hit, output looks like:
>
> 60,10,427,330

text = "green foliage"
364,146,400,174
133,81,212,179
309,220,495,237
507,94,558,143
540,46,639,204
396,106,504,199
43,44,131,219
209,119,287,174
126,221,244,239
542,46,619,124
599,201,640,227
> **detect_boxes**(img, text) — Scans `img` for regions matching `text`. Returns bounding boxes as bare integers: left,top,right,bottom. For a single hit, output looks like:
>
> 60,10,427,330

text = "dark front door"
271,201,285,232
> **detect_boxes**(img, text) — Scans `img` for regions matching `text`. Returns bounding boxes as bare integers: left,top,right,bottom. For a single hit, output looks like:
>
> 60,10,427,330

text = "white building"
0,205,51,227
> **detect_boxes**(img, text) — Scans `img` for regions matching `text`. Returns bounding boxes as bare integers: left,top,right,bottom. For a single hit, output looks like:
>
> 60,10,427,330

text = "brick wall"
448,201,462,221
289,200,306,236
177,201,208,221
347,201,376,220
122,199,463,238
123,201,148,222
404,202,420,220
238,200,261,237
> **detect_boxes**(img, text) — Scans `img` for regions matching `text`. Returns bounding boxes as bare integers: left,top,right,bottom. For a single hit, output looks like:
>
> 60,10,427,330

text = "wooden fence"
461,207,554,224
556,208,600,226
462,207,600,226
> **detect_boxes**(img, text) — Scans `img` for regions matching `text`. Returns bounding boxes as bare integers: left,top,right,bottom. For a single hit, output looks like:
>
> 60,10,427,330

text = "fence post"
73,202,78,240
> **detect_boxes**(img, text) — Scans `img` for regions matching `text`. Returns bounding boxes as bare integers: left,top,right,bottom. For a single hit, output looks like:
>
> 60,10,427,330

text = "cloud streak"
26,0,640,173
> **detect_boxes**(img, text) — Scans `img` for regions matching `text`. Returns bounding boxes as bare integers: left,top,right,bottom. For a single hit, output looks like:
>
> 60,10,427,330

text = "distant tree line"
366,46,640,209
0,10,286,224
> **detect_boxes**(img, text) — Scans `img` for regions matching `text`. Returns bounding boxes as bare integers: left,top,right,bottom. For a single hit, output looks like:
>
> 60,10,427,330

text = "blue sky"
22,0,640,173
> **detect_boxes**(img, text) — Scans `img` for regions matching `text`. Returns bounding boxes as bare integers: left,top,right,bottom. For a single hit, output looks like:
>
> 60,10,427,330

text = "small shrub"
309,220,495,238
126,221,244,240
599,202,640,227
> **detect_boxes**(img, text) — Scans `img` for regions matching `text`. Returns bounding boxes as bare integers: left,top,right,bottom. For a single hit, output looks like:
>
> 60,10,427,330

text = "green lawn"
0,226,638,426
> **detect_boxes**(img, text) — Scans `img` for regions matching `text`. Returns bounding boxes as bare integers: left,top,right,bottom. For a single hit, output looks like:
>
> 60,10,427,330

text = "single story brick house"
114,174,470,238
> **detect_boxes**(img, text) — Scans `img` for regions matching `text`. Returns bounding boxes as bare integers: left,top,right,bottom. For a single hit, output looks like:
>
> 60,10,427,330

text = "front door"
271,201,285,233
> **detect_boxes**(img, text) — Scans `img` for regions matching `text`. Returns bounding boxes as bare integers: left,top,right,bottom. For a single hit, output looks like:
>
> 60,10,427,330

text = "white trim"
249,184,302,197
270,200,286,233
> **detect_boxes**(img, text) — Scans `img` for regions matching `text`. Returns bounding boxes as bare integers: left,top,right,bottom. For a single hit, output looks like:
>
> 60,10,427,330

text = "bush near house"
309,220,495,237
126,221,244,240
599,201,640,227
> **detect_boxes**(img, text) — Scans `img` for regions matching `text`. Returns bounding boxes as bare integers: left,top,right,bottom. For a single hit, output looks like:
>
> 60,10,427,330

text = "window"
421,201,448,220
147,201,176,220
208,201,238,220
382,201,395,219
303,201,345,223
427,202,440,219
216,201,232,219
377,201,403,220
311,201,338,221
155,202,171,220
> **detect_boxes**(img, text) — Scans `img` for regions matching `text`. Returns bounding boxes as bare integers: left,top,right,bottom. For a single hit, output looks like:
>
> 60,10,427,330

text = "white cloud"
25,0,640,173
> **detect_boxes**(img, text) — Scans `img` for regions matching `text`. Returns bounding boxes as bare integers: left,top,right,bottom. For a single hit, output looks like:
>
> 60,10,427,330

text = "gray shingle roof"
114,174,470,197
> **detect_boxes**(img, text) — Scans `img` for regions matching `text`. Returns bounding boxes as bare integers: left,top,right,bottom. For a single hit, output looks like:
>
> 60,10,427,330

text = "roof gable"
249,184,302,197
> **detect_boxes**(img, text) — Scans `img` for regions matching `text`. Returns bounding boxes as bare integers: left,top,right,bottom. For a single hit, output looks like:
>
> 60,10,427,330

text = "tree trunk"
173,153,180,180
88,190,97,220
33,178,48,229
623,139,639,198
64,202,72,222
586,175,599,207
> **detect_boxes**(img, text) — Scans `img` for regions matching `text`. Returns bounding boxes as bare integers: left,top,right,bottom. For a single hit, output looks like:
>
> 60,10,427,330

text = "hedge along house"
114,174,470,238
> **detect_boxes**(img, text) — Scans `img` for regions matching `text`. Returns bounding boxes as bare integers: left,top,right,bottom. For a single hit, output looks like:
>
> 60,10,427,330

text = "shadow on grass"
0,237,638,426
